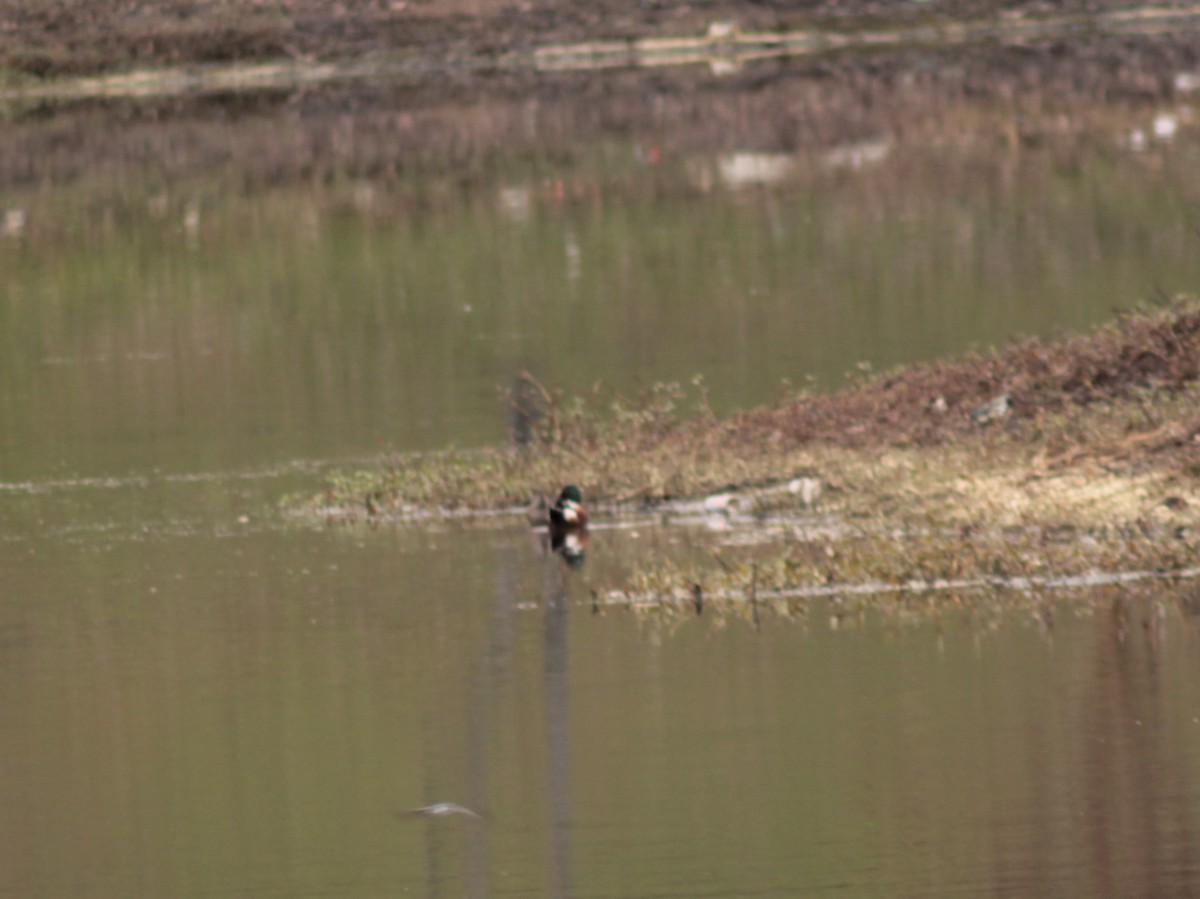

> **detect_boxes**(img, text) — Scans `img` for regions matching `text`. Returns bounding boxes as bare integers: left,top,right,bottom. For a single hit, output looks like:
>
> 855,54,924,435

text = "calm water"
4,43,1200,897
4,509,1200,897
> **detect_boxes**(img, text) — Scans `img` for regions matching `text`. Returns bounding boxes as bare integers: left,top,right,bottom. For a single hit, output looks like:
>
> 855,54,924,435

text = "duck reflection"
542,541,573,899
549,527,588,569
530,485,590,569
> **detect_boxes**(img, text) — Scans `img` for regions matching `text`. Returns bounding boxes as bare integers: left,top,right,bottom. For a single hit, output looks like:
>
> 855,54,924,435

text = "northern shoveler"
547,485,588,528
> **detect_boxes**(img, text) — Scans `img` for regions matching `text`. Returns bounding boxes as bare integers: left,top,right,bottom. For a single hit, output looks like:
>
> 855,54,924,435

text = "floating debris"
971,394,1011,425
396,803,484,821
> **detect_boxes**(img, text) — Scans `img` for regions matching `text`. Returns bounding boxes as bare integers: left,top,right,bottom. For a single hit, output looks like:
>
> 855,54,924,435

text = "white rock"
788,477,823,506
703,492,736,512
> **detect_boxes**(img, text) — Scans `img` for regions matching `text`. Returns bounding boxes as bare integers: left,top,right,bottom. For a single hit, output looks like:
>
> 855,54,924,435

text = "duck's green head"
559,485,583,505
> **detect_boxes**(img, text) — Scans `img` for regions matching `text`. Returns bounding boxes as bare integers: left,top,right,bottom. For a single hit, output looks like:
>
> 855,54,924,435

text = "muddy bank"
4,0,1198,79
737,297,1200,450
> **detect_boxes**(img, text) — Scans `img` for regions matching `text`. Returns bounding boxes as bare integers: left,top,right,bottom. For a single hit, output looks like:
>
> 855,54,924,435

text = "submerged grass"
295,299,1200,601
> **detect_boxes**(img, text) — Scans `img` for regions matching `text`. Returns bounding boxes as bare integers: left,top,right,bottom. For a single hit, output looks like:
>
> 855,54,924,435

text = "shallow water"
4,41,1200,897
4,483,1200,898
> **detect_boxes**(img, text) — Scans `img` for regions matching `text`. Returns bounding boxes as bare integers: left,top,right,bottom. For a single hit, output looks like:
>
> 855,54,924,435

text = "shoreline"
5,5,1200,101
4,1,1200,81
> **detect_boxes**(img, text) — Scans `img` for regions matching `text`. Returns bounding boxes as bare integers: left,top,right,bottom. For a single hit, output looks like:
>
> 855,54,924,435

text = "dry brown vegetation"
736,297,1200,450
305,300,1200,517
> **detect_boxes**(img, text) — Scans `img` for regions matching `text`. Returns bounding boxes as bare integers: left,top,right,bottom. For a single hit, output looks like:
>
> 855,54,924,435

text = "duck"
547,485,588,528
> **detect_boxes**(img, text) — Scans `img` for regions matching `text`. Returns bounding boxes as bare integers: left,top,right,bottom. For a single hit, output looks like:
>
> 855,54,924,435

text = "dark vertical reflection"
507,370,546,451
543,559,573,899
1080,592,1181,898
416,764,447,899
462,546,522,899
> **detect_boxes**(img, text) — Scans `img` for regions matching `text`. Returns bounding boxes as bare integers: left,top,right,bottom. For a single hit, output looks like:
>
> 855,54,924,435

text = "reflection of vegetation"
599,567,1189,661
610,513,1200,614
3,116,1200,478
